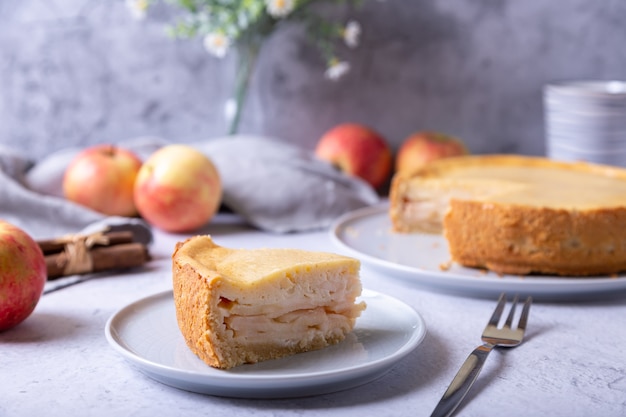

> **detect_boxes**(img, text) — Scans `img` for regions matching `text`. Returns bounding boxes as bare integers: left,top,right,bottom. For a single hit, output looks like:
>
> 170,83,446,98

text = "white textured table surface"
2,213,626,417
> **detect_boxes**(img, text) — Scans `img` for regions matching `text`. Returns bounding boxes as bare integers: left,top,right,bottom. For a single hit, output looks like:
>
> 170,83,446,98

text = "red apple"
63,144,143,217
134,145,222,233
395,131,468,173
315,123,393,189
0,221,47,331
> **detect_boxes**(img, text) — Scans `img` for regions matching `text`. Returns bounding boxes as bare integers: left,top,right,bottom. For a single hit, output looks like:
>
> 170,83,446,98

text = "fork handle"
430,343,494,417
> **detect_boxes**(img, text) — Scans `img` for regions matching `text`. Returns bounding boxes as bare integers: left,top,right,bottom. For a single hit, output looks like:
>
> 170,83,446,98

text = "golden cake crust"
172,235,364,369
389,154,626,276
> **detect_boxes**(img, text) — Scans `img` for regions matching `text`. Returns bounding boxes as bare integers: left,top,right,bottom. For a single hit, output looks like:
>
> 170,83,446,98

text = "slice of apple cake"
172,235,365,369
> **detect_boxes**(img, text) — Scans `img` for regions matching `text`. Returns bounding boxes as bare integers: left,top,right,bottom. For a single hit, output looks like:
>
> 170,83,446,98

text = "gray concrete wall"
1,0,625,160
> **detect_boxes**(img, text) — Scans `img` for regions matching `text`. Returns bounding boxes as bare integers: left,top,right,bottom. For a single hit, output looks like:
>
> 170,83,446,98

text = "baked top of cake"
389,154,626,276
390,154,626,233
172,235,365,369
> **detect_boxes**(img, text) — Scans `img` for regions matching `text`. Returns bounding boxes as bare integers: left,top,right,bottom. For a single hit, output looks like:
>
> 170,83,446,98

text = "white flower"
265,0,296,18
224,98,238,122
125,0,149,20
203,32,231,58
343,20,361,48
325,60,350,81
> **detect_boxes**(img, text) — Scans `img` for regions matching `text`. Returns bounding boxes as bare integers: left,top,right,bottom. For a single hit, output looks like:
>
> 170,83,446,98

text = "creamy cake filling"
224,308,354,344
397,178,525,233
214,273,363,345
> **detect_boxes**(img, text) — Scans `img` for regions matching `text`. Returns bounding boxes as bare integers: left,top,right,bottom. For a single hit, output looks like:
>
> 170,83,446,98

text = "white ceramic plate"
105,289,426,398
330,204,626,301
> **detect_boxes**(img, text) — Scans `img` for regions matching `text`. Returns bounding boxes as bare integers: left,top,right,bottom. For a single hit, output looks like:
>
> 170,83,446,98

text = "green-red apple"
63,144,143,216
395,131,468,174
315,123,393,190
0,221,47,331
134,145,222,233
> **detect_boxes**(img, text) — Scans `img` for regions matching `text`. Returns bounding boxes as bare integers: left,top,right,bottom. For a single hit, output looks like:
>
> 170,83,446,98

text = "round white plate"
105,288,426,398
330,204,626,301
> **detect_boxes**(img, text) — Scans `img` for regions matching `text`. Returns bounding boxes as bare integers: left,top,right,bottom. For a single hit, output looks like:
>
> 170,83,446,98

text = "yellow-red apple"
395,131,468,173
134,145,222,233
63,144,143,216
315,123,393,189
0,221,47,331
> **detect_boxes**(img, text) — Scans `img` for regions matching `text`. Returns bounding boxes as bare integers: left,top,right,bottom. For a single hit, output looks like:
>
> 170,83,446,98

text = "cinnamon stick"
37,231,135,255
46,242,151,280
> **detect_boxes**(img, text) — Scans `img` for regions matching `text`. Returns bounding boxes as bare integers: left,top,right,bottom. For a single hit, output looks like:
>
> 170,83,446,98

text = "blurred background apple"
314,123,393,191
63,144,143,217
134,144,222,233
395,131,469,174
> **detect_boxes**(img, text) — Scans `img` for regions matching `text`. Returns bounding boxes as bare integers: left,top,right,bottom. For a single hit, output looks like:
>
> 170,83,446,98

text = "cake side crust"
444,199,626,276
172,244,224,368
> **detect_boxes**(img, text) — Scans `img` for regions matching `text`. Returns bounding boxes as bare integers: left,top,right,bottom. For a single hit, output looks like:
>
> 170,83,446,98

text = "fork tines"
489,293,532,330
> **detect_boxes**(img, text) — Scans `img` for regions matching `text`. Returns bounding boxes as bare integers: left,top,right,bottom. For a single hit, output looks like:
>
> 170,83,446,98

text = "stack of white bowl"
544,80,626,167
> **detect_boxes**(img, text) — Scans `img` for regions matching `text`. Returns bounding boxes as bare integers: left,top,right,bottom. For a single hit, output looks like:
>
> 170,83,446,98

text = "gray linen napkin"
194,136,380,233
1,135,379,236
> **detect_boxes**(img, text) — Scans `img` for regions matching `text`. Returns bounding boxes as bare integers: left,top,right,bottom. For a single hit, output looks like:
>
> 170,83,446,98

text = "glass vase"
226,38,262,135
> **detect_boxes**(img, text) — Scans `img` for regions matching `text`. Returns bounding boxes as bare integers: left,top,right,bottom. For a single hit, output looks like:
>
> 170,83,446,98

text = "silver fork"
430,293,532,417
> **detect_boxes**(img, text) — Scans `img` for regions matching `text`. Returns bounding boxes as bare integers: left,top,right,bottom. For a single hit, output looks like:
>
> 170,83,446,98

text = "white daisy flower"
343,20,361,48
265,0,296,18
325,60,350,81
203,32,231,58
125,0,149,20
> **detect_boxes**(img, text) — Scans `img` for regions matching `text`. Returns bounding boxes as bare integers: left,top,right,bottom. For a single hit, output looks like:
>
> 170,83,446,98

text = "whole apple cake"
389,154,626,276
172,235,365,369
